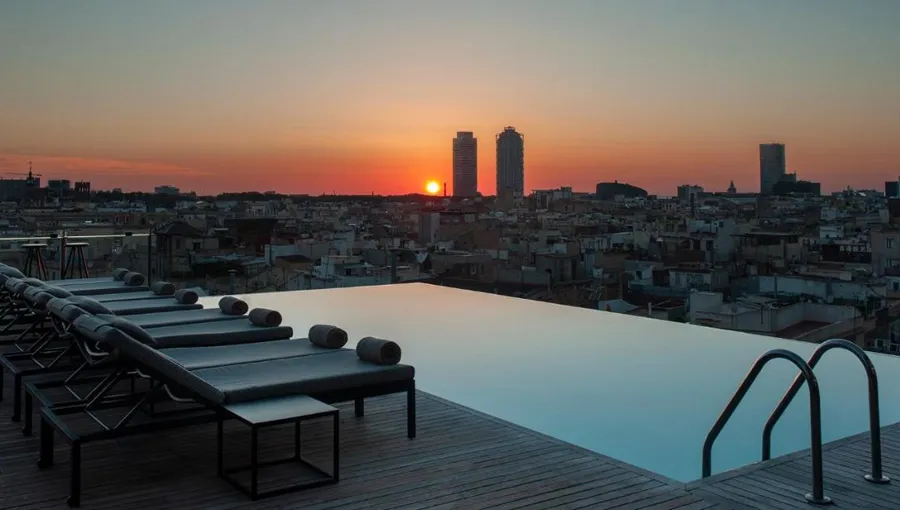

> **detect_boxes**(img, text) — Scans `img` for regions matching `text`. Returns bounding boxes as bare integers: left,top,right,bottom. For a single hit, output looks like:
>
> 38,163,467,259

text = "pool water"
206,284,900,482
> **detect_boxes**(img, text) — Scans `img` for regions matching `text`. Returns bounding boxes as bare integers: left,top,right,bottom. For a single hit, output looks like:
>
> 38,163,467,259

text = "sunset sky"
1,0,899,196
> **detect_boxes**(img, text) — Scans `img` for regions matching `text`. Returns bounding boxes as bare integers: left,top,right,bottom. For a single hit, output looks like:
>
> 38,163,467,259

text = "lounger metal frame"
0,288,50,348
0,308,97,421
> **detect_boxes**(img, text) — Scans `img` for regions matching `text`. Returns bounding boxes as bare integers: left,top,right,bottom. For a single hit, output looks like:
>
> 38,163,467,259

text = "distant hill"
595,181,648,200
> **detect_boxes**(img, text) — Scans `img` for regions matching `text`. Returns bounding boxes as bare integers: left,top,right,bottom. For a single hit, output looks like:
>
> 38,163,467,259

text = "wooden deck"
0,382,722,510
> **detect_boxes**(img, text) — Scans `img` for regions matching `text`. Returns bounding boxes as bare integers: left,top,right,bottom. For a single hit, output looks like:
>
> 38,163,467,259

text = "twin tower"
452,127,524,198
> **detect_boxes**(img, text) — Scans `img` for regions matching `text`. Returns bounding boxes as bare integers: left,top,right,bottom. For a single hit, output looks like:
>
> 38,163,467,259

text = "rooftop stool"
62,242,90,280
21,243,49,281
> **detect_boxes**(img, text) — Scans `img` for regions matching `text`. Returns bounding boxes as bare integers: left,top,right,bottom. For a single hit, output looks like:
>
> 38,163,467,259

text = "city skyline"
2,1,900,195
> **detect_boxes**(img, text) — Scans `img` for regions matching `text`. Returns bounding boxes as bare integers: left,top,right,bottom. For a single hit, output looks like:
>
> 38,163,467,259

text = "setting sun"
425,181,440,195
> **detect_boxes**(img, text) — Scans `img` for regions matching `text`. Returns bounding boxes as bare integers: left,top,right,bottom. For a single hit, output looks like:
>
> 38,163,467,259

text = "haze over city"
2,0,899,195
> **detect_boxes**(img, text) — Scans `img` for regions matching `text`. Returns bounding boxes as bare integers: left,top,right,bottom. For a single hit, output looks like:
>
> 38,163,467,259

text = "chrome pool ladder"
701,339,890,506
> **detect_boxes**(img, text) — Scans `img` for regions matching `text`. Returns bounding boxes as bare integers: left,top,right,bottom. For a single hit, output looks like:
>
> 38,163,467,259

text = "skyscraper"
452,131,478,197
759,143,786,195
496,127,524,195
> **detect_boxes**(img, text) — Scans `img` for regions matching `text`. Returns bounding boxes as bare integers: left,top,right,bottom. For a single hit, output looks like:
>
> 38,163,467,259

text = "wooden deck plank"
687,422,900,510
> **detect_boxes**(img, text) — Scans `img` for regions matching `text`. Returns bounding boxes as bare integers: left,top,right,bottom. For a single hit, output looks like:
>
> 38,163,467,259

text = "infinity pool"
203,284,900,482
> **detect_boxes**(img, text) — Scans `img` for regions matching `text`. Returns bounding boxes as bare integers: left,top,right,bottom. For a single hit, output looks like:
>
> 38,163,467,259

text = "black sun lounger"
0,282,192,352
19,306,289,432
37,320,415,507
10,294,243,367
19,281,185,309
0,266,134,286
42,272,148,294
5,276,145,304
0,267,134,331
23,317,312,413
10,302,284,407
0,294,204,421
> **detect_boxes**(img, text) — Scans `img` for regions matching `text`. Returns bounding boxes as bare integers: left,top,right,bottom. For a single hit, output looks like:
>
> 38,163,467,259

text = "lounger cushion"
161,339,337,370
102,298,202,316
191,350,415,404
114,308,246,329
50,280,149,295
142,320,293,348
92,291,173,303
49,296,113,317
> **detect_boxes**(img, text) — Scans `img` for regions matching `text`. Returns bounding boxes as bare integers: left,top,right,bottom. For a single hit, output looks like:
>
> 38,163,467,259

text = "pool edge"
421,391,692,489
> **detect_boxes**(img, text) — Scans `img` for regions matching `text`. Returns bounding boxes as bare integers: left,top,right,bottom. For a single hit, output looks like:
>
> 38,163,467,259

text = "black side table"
219,394,339,500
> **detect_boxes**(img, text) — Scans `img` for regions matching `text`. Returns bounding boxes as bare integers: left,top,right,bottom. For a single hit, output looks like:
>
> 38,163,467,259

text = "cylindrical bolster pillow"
248,308,282,327
29,286,71,308
35,291,62,309
59,305,91,323
218,296,248,315
23,285,47,300
150,281,175,295
123,272,145,286
308,324,348,349
99,315,157,346
0,266,24,279
356,337,402,365
173,289,199,304
22,277,46,286
11,280,32,294
112,268,130,281
4,277,21,292
43,286,73,299
68,296,113,315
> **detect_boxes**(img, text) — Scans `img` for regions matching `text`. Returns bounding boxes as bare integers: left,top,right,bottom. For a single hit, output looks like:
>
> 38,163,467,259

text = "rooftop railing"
0,232,154,282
